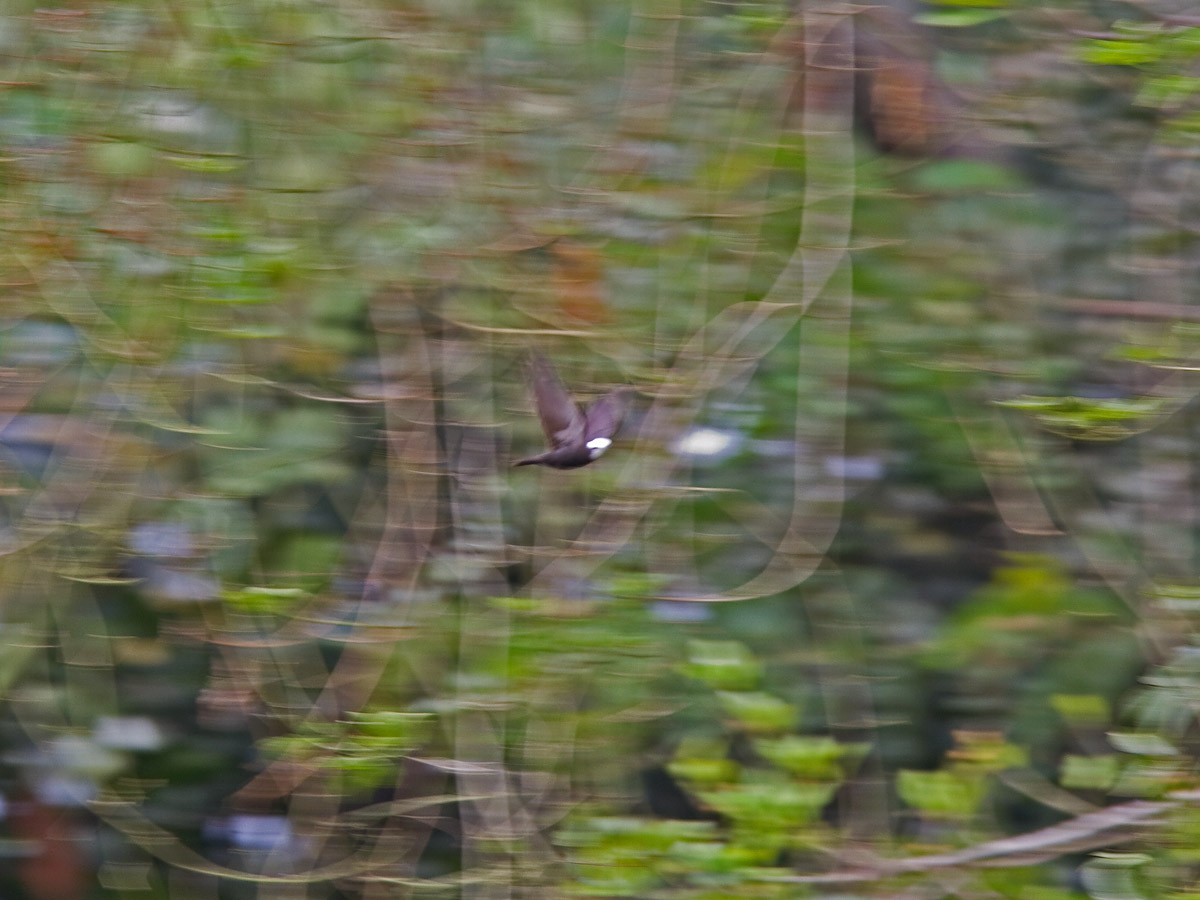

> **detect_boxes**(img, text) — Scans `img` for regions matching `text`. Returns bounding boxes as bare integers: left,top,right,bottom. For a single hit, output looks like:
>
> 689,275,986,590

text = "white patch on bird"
586,437,612,459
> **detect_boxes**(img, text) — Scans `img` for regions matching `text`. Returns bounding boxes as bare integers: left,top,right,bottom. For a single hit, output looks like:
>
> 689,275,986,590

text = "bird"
514,352,629,469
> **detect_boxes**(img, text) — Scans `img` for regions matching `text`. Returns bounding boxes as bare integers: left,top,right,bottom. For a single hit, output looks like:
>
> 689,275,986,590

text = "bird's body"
514,353,628,469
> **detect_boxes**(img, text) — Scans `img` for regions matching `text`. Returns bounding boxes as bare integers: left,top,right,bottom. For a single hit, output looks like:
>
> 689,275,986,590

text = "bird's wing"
584,388,629,443
529,352,585,448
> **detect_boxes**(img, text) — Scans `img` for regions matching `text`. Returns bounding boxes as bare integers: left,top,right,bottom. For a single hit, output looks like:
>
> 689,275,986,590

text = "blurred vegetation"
1,0,1200,898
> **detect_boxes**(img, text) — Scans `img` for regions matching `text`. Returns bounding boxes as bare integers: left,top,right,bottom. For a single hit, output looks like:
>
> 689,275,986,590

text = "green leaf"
914,8,1008,27
910,160,1024,192
1080,39,1164,67
345,711,434,743
755,735,867,780
1079,852,1152,900
1051,694,1111,727
699,779,836,830
668,756,740,788
897,769,987,817
223,586,307,613
1060,754,1119,791
1107,732,1180,756
683,639,762,690
717,692,797,735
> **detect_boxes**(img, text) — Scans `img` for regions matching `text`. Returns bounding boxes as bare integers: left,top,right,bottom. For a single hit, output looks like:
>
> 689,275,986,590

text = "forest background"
0,1,1197,898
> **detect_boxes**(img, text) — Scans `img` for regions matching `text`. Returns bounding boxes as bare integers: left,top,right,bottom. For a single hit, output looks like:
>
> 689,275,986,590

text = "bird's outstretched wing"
584,388,629,443
528,352,585,449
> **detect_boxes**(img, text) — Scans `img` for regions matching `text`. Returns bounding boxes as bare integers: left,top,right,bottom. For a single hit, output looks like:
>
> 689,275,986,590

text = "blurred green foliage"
0,0,1199,898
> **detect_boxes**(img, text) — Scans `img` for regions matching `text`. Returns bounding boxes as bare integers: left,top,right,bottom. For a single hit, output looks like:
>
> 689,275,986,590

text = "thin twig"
771,797,1179,885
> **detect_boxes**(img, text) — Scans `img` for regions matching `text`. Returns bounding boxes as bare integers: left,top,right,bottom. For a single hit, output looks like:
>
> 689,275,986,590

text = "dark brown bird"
514,352,629,469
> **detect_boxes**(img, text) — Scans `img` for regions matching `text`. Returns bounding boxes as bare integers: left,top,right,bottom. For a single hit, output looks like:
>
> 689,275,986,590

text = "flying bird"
514,352,629,469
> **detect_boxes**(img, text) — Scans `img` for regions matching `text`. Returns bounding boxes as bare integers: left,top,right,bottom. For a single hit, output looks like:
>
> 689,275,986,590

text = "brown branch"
773,797,1180,886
